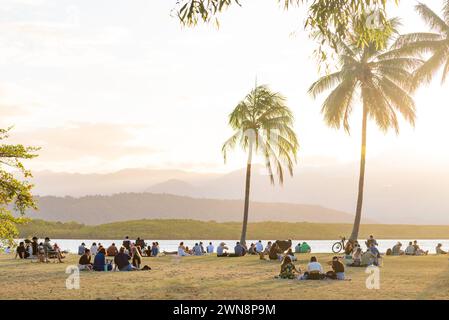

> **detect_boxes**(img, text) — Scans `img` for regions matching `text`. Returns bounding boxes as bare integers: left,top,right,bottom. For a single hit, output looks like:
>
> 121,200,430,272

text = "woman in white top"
90,242,98,255
307,256,323,273
177,242,190,256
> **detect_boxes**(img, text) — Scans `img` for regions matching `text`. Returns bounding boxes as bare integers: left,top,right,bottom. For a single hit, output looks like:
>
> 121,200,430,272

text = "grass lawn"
1,253,448,300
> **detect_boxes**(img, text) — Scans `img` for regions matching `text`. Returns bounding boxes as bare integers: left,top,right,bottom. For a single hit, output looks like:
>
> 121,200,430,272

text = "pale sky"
0,0,448,174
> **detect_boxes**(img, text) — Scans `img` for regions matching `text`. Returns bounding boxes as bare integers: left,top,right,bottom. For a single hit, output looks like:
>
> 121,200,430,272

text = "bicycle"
332,237,346,253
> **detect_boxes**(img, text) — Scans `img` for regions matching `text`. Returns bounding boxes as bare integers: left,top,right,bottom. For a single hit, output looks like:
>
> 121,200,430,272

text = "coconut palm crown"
222,85,299,244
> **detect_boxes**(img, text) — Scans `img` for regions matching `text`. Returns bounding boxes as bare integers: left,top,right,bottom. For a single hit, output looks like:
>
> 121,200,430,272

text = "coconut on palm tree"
308,18,422,242
394,1,449,86
222,85,299,245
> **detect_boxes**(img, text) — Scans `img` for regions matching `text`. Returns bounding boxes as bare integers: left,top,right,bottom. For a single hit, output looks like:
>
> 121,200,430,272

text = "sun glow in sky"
0,0,448,174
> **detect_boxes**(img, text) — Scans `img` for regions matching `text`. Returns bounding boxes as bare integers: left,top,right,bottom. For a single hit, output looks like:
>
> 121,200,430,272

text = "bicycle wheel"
332,242,342,253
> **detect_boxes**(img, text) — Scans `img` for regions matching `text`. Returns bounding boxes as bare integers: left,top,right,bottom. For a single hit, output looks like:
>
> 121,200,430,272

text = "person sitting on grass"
107,243,118,256
264,241,272,255
301,256,324,280
217,242,229,257
294,243,302,253
413,240,428,256
278,256,301,279
132,245,143,269
177,242,190,256
193,243,203,256
78,243,86,255
365,235,378,248
248,243,257,255
405,241,415,255
268,243,282,261
151,242,160,257
392,242,404,256
234,242,246,257
348,247,362,267
436,243,447,255
207,242,214,254
31,237,39,257
285,248,297,261
330,256,345,280
78,248,93,271
255,240,263,253
15,241,27,259
368,243,380,265
300,242,311,253
360,249,377,266
90,242,98,256
93,247,112,271
115,246,137,271
53,243,66,260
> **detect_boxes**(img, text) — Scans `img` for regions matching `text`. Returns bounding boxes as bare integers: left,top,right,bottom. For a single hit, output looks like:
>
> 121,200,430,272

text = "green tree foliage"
222,85,299,244
309,19,421,240
393,1,449,86
0,128,39,247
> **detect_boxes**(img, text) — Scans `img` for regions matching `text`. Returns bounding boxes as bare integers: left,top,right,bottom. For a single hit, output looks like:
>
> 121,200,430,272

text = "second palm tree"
222,85,299,245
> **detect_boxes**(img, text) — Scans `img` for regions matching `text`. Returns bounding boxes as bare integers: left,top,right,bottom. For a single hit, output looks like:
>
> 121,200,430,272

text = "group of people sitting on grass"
278,255,346,281
14,237,66,263
77,236,153,271
78,237,161,259
385,240,430,256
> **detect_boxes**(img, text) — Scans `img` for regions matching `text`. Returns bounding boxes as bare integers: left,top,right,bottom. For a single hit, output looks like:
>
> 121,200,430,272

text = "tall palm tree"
394,1,449,86
222,85,299,245
308,19,422,241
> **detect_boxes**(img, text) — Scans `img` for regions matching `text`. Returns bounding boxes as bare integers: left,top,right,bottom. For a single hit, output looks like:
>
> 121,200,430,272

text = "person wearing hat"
436,243,447,255
217,242,229,257
392,242,404,256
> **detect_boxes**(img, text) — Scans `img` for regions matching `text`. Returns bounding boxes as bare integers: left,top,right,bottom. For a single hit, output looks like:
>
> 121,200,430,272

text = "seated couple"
279,256,345,281
347,244,380,267
404,241,428,256
217,242,247,257
294,242,311,254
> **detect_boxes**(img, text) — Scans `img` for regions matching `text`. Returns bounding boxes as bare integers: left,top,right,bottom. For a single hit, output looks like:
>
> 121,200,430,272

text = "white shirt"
307,262,323,273
207,245,214,253
217,246,226,255
178,247,189,256
90,245,98,255
255,242,263,252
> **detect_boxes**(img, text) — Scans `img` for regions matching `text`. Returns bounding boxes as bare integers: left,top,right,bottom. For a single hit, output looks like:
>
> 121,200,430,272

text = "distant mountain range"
29,163,449,224
29,193,370,225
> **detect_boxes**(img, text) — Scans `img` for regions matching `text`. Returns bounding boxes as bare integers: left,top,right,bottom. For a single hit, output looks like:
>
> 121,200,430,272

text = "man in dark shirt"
78,249,93,270
114,247,135,271
31,237,39,256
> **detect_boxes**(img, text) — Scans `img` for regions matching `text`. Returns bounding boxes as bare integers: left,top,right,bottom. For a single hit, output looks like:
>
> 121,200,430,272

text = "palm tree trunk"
350,105,368,241
240,145,253,246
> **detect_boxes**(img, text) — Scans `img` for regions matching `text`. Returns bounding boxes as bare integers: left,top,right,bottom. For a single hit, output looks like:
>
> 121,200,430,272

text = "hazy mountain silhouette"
28,193,370,225
30,163,449,224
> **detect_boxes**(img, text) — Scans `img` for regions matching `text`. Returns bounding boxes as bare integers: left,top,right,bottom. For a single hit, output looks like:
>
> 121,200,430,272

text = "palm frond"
415,2,449,34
